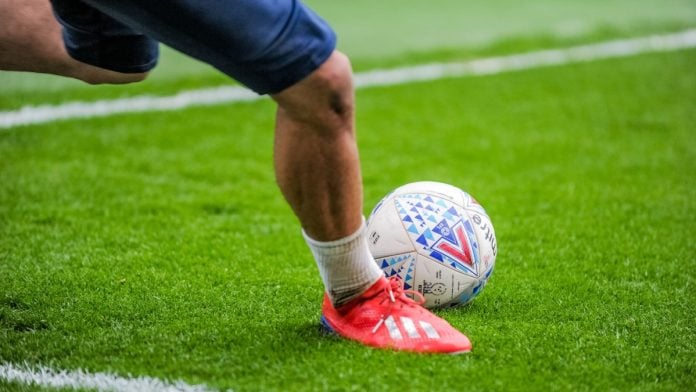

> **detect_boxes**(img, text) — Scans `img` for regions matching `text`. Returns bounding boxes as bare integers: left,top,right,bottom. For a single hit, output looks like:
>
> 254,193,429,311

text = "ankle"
304,219,385,306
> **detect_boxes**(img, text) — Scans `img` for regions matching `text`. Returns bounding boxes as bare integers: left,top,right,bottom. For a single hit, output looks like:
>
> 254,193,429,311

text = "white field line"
0,362,221,392
1,29,695,130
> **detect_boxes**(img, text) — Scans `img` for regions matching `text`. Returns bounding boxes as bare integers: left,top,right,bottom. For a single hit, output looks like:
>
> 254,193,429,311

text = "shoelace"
385,276,426,305
372,276,426,334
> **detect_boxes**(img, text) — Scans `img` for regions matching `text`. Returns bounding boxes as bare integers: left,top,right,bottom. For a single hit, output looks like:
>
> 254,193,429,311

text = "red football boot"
320,276,472,354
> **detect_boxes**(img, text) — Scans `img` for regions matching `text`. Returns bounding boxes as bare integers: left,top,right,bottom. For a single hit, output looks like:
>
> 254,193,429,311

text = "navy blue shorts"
50,0,337,94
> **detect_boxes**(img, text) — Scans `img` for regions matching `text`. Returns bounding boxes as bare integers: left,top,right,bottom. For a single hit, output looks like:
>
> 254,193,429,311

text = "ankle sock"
303,219,384,306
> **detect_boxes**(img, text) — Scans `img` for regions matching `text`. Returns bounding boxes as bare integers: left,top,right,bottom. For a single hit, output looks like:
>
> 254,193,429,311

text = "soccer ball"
366,181,497,309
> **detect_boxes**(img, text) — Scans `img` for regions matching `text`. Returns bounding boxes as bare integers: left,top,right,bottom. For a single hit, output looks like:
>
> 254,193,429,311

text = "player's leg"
269,50,472,354
0,0,149,84
60,0,472,353
272,51,360,242
271,50,385,305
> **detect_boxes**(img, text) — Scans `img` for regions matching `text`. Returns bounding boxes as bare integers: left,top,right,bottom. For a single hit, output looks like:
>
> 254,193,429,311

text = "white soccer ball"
367,181,497,309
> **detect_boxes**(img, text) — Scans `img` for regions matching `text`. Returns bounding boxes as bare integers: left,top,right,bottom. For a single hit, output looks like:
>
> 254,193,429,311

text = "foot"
320,276,472,354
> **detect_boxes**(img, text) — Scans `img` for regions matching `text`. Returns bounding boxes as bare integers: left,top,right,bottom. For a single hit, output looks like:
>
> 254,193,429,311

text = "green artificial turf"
2,40,695,391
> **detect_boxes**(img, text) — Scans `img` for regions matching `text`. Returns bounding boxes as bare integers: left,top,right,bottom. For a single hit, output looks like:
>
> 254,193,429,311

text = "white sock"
303,219,385,306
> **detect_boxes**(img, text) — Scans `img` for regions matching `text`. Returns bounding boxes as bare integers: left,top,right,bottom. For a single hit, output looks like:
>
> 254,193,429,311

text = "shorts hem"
66,47,158,74
260,38,337,95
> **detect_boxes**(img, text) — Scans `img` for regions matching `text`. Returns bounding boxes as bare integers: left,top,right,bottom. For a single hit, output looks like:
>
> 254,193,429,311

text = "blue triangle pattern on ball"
416,234,429,247
430,251,444,262
447,207,459,217
378,254,411,272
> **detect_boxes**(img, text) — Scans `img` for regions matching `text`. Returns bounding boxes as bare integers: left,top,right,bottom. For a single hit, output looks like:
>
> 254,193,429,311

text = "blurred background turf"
1,0,695,107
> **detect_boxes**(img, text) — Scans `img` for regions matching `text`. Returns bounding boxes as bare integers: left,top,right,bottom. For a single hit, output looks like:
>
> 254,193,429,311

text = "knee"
273,51,355,130
315,51,354,120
